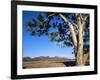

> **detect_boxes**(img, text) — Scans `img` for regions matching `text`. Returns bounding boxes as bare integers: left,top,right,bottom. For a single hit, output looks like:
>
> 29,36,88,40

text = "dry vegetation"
23,55,89,69
23,60,76,69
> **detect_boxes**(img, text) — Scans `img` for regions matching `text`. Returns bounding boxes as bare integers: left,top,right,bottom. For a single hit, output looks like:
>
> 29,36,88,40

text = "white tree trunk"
59,14,85,66
77,21,84,66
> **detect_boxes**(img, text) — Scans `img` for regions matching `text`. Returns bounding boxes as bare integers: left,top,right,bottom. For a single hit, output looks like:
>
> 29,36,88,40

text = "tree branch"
59,13,78,49
44,13,56,22
33,13,56,27
38,13,56,25
82,15,88,26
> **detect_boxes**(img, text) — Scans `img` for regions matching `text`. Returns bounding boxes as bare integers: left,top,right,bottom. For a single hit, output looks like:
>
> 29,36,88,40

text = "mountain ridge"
23,56,75,61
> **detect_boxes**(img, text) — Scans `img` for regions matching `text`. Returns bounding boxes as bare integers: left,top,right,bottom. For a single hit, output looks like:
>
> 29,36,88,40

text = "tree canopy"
26,11,90,55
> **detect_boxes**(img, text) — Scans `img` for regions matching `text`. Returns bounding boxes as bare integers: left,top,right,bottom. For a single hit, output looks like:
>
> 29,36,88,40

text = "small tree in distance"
26,12,90,66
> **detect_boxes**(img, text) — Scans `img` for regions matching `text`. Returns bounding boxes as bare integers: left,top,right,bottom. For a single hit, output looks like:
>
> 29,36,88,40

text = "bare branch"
34,13,56,26
59,13,78,49
78,14,88,26
44,13,56,22
82,15,88,27
59,13,68,23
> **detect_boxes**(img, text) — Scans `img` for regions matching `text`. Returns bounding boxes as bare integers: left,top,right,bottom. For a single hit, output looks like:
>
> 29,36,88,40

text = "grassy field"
23,60,76,69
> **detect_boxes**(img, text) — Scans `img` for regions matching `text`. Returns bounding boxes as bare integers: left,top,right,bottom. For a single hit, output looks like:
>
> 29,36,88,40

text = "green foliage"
37,14,44,21
50,32,58,41
26,12,89,53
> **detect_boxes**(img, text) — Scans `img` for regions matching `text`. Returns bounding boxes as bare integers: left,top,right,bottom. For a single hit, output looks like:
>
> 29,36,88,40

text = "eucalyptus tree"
26,12,89,66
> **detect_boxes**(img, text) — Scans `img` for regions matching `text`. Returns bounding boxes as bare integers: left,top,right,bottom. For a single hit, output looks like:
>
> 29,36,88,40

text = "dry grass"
23,60,68,69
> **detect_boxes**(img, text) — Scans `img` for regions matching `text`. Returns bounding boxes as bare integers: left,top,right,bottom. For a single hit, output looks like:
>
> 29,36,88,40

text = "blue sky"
22,11,75,59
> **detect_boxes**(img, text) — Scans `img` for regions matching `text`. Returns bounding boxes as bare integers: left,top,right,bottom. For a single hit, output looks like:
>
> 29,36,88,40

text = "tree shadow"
62,61,76,66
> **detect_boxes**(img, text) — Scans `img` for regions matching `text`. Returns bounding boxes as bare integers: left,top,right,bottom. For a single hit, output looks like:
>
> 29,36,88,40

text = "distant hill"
23,56,75,61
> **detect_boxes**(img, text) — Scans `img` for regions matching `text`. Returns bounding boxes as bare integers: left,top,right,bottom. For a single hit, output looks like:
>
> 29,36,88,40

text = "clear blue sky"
22,11,75,59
